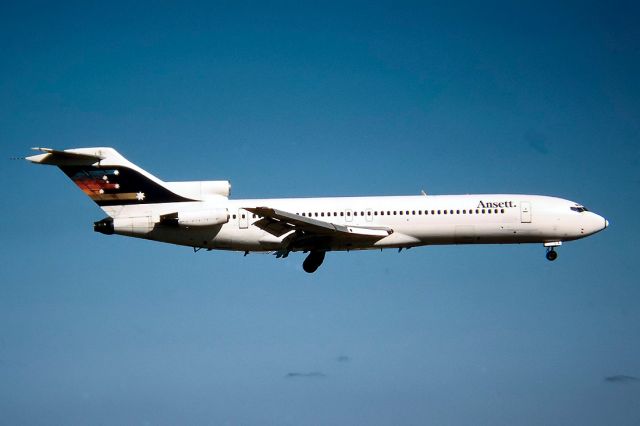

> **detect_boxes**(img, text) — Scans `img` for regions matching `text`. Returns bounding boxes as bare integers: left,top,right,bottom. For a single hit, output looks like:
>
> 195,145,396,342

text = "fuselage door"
345,209,353,222
520,201,532,223
238,209,249,229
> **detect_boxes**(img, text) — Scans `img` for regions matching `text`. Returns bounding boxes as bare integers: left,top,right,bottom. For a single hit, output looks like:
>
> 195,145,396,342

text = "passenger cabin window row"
231,208,506,220
295,209,505,217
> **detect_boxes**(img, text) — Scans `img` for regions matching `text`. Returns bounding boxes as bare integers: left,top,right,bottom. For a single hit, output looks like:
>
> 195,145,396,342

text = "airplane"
26,147,608,273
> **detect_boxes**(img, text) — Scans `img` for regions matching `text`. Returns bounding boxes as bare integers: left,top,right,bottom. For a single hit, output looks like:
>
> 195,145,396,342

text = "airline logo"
60,165,194,206
477,200,516,209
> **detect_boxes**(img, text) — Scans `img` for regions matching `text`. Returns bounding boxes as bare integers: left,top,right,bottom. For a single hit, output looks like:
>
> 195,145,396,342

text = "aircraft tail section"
26,147,196,215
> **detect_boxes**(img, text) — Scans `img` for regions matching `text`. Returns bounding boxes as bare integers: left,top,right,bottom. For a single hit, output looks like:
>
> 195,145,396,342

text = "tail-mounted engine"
94,208,229,237
159,209,230,228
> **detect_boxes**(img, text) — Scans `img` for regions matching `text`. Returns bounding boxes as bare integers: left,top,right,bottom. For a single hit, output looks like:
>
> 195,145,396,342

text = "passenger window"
340,212,344,216
437,210,441,214
501,209,505,213
431,210,435,215
233,214,237,219
456,210,460,214
399,211,403,215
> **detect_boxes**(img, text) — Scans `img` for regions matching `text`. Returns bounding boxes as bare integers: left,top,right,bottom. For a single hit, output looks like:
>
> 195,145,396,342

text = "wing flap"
253,217,296,237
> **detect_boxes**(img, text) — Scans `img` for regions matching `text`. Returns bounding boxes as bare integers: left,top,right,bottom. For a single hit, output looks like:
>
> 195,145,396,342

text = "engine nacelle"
112,216,153,236
160,209,229,227
165,181,231,200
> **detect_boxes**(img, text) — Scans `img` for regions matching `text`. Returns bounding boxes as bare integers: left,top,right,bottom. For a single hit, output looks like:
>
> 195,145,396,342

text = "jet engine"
165,181,231,200
159,209,230,227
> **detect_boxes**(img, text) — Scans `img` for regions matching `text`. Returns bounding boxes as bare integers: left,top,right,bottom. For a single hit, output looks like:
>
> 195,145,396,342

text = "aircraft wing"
245,207,393,240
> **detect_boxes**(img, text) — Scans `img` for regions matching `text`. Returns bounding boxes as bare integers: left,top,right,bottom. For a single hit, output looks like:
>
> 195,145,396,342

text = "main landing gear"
303,251,326,273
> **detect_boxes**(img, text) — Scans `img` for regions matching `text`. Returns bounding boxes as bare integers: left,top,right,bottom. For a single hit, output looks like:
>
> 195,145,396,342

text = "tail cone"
94,218,114,235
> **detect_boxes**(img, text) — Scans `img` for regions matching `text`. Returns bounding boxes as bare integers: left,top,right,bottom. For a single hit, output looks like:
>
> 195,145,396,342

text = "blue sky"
1,1,639,424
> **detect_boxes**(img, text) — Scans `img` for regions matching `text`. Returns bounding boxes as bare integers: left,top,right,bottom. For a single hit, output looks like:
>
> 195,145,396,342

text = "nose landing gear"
303,251,326,273
544,241,561,261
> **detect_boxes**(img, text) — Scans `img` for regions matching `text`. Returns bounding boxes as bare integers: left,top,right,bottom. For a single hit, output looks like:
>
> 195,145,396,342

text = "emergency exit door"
520,202,532,223
238,209,249,229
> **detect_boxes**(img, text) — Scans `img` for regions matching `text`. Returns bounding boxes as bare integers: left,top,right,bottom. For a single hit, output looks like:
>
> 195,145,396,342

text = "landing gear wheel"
546,249,558,261
303,251,326,273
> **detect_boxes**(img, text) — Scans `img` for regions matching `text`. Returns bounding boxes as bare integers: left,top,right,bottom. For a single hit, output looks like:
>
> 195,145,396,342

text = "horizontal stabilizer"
26,147,105,166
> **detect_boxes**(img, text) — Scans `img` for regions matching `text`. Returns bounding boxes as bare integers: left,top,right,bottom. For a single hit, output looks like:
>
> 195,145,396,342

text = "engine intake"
164,181,231,200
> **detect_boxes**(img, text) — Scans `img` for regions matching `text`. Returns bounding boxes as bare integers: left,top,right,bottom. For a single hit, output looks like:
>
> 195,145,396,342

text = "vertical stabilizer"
26,147,195,216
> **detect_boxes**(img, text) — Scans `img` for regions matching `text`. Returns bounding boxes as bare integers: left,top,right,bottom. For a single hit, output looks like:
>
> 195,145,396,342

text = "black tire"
303,251,326,273
546,250,558,261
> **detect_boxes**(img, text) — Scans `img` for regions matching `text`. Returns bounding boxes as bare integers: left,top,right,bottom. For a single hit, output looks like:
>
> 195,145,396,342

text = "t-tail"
25,147,231,218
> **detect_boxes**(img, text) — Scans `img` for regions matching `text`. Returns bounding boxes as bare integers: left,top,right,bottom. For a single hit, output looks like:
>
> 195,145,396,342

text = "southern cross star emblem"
136,192,145,201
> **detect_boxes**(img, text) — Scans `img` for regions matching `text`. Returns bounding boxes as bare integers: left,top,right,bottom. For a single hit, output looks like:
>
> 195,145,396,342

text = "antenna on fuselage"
421,189,427,196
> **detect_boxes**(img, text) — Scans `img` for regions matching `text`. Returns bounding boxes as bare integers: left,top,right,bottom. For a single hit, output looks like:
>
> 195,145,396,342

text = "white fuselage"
26,147,609,271
106,194,608,252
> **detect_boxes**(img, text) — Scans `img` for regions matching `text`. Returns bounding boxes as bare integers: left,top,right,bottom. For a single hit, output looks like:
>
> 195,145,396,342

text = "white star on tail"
136,192,145,201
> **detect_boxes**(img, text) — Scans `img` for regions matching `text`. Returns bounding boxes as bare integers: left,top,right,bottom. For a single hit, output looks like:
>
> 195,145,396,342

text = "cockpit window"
570,205,589,213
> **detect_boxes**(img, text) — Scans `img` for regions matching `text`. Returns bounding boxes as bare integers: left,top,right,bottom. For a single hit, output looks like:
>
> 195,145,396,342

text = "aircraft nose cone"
582,213,608,236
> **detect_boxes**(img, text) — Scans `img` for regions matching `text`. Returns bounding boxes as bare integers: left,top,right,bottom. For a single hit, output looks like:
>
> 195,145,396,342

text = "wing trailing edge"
245,207,393,239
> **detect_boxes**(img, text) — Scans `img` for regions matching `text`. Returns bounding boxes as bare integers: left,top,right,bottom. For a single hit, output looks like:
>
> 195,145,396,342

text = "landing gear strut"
546,248,558,261
303,251,326,273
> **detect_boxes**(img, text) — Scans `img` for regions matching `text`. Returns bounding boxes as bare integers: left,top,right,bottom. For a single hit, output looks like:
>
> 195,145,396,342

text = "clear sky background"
1,1,638,425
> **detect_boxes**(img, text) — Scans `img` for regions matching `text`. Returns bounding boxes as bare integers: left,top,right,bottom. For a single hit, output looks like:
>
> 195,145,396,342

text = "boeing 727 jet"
27,147,608,272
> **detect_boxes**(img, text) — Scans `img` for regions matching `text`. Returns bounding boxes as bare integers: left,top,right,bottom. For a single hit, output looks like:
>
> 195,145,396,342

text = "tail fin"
26,147,194,215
